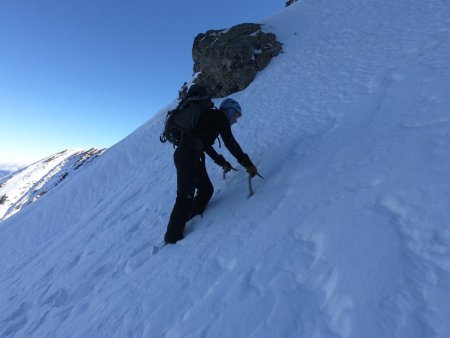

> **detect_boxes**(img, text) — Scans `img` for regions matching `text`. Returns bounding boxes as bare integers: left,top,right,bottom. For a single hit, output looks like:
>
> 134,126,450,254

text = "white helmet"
220,98,242,123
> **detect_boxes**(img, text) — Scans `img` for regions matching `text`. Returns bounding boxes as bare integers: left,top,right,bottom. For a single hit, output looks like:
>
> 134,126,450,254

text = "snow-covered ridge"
0,148,105,221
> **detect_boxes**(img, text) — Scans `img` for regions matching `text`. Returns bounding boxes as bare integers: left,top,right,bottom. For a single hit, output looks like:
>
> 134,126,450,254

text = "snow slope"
1,0,450,337
0,148,104,221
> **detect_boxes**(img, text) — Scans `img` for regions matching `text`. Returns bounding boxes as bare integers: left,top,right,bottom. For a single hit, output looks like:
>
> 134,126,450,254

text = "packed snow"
1,0,450,337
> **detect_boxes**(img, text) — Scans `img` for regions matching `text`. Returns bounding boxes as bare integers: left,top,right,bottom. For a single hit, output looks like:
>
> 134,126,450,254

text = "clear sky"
0,0,283,167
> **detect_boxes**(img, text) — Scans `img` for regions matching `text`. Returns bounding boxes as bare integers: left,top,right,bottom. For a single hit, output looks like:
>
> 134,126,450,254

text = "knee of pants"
175,195,194,206
177,185,196,200
200,178,214,196
205,184,214,198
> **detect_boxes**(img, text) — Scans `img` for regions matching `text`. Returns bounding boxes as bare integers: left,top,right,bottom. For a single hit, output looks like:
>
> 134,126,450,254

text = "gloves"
246,165,258,178
222,160,258,177
222,161,232,173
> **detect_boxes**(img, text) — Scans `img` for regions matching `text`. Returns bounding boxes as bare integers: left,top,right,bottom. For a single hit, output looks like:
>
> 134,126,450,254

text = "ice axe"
222,165,238,180
248,172,264,198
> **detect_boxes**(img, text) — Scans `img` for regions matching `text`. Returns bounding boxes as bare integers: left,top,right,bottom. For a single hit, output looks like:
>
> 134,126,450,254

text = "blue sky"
0,0,282,166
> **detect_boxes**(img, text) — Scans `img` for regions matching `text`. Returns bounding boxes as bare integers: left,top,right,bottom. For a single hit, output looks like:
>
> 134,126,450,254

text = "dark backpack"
160,98,213,151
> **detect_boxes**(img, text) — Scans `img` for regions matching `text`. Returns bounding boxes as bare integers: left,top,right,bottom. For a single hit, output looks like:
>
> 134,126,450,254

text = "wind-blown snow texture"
1,0,450,337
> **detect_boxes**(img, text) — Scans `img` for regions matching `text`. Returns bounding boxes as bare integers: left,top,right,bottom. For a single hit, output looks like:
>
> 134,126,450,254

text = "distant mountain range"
0,148,105,221
0,170,13,178
0,164,23,178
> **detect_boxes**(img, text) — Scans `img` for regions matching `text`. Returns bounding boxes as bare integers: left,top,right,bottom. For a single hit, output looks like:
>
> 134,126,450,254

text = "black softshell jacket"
193,108,254,168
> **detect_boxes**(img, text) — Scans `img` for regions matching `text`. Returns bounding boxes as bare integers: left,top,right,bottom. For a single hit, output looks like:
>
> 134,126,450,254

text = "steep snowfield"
0,149,104,221
1,0,450,337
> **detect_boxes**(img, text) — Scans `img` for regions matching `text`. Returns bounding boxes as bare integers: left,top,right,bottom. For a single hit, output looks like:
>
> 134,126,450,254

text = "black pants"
164,146,214,243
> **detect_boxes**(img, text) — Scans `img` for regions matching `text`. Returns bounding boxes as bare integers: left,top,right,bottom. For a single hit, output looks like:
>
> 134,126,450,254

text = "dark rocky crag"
285,0,298,7
184,23,282,99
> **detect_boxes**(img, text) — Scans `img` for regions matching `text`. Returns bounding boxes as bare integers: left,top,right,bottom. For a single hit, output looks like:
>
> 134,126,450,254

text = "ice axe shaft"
248,175,254,197
248,172,264,197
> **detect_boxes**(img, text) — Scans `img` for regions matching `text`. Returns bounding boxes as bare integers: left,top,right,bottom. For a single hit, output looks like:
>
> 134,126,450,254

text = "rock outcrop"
186,23,282,98
286,0,298,7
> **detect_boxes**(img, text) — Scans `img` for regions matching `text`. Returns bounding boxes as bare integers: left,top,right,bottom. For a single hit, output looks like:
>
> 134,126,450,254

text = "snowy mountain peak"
0,148,105,221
